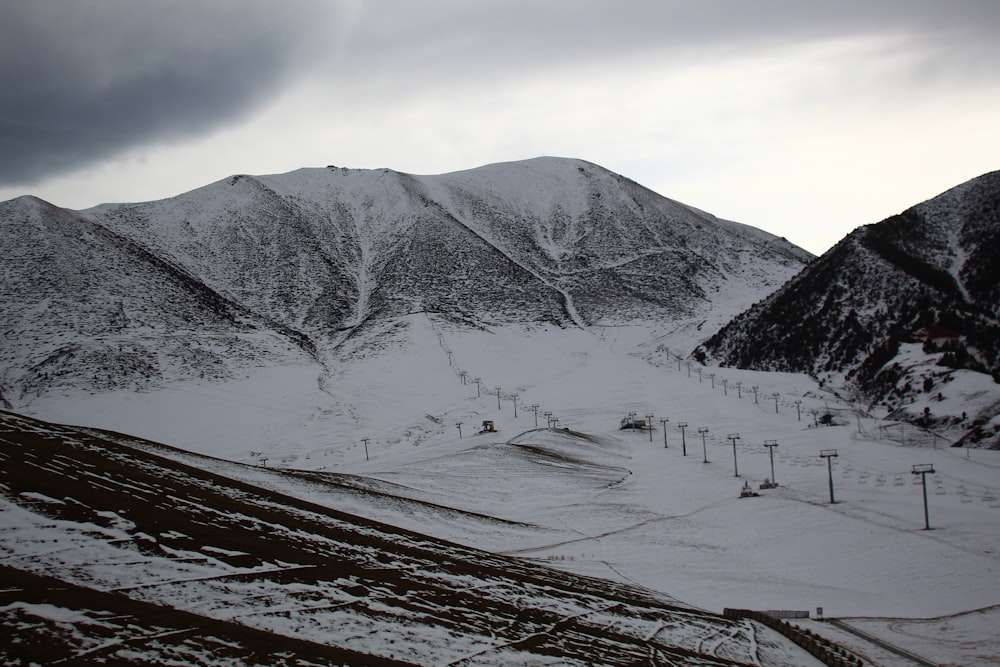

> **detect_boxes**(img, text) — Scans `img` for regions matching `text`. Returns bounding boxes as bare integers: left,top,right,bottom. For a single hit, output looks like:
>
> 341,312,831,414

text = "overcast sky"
2,1,999,254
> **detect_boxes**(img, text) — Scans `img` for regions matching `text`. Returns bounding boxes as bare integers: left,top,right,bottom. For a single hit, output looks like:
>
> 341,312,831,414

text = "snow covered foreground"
27,314,1000,663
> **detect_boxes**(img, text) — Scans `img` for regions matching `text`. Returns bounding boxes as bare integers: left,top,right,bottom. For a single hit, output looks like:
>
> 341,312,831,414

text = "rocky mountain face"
0,157,809,408
697,170,1000,446
0,195,313,406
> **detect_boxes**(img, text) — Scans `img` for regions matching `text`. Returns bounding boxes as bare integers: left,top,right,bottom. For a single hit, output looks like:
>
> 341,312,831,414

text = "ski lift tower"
912,464,936,530
820,449,838,503
727,434,741,476
698,427,710,463
762,440,779,488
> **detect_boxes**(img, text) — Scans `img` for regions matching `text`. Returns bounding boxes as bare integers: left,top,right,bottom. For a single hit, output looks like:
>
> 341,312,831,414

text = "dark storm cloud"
0,0,334,186
2,0,998,189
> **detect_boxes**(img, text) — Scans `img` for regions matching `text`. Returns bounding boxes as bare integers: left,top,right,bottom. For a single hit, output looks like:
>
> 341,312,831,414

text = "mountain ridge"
1,157,809,408
698,169,1000,446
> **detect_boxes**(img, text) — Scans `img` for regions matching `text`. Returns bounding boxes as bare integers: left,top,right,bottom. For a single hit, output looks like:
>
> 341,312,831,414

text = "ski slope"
25,315,1000,664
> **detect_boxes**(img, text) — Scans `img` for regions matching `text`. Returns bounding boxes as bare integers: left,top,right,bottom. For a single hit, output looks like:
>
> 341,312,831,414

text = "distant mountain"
697,171,1000,446
0,157,809,407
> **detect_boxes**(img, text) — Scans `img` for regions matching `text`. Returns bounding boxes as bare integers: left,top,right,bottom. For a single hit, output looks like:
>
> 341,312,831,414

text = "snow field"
25,316,1000,663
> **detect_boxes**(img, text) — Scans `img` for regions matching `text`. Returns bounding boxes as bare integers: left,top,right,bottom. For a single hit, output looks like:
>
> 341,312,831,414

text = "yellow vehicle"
480,420,496,433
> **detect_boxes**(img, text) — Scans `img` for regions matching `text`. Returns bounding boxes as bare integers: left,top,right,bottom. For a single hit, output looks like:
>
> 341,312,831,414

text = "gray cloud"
2,0,998,188
0,0,335,186
327,1,1000,80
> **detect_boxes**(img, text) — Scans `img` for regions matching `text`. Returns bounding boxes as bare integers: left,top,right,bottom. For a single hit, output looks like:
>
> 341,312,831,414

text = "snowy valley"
2,158,1000,665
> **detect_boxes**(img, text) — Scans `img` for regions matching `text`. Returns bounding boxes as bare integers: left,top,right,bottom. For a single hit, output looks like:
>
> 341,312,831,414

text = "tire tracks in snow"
501,495,740,556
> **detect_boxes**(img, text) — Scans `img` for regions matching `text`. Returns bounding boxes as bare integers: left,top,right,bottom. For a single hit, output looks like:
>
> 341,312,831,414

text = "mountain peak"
1,158,807,406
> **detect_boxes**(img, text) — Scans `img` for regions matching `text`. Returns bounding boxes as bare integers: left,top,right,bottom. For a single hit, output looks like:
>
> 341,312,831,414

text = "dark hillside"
699,171,1000,446
0,410,813,666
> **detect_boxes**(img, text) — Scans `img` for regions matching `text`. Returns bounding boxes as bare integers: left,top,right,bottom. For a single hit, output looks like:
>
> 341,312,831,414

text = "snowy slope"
699,170,1000,448
18,316,1000,666
5,158,1000,665
2,156,809,419
0,195,312,408
2,409,824,666
417,158,809,329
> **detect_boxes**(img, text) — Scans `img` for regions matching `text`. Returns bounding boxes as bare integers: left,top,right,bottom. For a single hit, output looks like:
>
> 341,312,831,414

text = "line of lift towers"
372,369,939,532
618,412,937,528
452,373,560,439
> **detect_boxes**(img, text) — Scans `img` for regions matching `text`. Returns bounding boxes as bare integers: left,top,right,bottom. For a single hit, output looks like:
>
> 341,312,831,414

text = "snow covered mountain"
0,157,809,408
0,194,314,407
697,170,1000,447
5,159,1000,664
